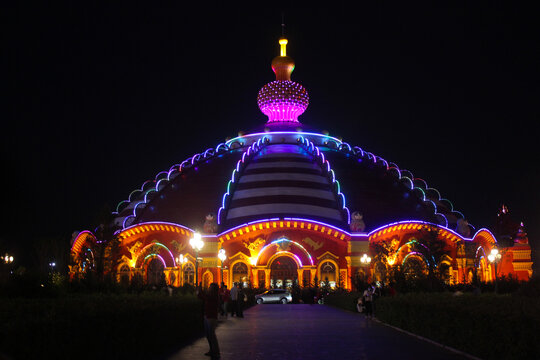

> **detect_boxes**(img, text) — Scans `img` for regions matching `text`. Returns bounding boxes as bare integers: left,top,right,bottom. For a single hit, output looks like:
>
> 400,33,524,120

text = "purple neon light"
258,80,309,123
218,137,268,224
139,241,176,267
143,254,167,268
115,140,234,229
254,238,313,266
401,251,428,267
297,136,350,224
274,251,304,268
70,230,97,252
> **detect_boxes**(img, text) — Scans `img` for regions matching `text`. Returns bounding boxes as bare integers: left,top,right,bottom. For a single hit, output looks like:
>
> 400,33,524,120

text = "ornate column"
296,268,303,287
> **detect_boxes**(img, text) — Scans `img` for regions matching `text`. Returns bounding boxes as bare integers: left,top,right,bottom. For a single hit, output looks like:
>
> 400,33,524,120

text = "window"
184,263,195,285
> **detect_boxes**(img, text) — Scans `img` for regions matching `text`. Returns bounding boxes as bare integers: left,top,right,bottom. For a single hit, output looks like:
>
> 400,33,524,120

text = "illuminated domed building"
70,36,532,289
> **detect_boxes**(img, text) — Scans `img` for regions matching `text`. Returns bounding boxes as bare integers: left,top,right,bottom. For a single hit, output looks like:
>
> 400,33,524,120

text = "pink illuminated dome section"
257,37,309,123
257,81,309,123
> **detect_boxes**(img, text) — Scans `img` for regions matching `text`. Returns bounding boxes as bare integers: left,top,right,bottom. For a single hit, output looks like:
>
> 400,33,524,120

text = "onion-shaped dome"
257,81,309,123
257,37,309,123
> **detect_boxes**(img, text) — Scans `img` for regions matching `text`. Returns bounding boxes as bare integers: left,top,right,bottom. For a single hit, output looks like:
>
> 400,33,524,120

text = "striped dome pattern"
222,144,346,228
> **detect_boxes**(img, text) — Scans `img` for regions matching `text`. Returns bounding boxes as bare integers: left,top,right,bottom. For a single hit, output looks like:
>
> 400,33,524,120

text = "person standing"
362,285,374,319
219,283,230,318
236,283,244,317
229,282,238,317
198,282,221,359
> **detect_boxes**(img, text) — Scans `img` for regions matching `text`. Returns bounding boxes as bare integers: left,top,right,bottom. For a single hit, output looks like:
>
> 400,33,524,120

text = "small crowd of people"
198,282,246,360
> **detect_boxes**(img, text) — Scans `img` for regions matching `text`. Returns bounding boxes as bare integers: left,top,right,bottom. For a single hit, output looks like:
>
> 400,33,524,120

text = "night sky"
2,3,539,267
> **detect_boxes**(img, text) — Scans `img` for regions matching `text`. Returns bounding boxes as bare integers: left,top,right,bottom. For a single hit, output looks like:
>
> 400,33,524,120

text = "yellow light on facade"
279,38,288,56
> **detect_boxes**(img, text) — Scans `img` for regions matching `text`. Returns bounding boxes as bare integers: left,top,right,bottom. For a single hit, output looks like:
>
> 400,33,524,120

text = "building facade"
70,37,533,289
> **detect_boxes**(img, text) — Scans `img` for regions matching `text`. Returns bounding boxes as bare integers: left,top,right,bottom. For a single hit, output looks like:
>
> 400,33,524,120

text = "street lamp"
488,248,502,292
360,253,372,265
2,254,14,264
189,232,204,286
218,249,227,285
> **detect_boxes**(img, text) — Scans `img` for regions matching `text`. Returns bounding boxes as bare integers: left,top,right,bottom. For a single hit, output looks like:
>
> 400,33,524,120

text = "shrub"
325,291,540,359
0,293,203,360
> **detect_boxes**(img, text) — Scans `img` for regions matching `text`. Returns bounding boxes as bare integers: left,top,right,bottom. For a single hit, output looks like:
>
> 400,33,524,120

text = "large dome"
111,36,471,236
70,34,532,290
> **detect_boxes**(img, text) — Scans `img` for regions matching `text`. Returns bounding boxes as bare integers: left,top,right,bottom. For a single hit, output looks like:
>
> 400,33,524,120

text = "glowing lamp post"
189,232,204,286
218,249,227,286
360,254,372,266
2,254,14,264
488,248,502,292
176,254,188,286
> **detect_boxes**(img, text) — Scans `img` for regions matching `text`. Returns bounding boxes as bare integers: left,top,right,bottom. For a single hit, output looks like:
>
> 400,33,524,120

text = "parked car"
255,289,293,304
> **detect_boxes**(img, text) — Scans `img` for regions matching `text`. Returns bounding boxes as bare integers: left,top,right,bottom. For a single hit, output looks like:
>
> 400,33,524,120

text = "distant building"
70,36,532,289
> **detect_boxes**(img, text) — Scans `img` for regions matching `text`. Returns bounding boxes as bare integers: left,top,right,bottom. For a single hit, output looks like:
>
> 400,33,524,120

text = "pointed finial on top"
280,13,287,56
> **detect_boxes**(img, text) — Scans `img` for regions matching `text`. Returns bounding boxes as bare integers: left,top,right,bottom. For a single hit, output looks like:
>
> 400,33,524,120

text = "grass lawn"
0,293,203,360
325,291,540,359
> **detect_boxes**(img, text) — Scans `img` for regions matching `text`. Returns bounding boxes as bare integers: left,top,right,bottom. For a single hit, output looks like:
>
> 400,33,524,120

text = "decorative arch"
71,230,97,255
267,251,303,269
134,242,176,268
202,270,214,289
402,252,428,279
230,260,249,286
254,238,314,266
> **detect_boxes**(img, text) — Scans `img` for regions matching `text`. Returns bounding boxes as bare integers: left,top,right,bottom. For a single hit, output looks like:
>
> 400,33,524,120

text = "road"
169,304,468,360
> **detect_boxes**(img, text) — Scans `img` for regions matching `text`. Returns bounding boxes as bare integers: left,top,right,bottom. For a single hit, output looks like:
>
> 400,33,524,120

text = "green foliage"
326,291,540,359
0,293,203,360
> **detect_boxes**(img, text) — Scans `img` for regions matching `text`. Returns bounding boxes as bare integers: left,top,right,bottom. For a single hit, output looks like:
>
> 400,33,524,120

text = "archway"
402,254,427,280
183,263,195,285
270,256,298,289
202,271,213,289
232,262,249,287
146,257,165,286
319,261,337,288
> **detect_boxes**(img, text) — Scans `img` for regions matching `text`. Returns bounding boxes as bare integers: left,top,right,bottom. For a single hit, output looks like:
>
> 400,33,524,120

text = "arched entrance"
147,257,165,285
270,256,297,289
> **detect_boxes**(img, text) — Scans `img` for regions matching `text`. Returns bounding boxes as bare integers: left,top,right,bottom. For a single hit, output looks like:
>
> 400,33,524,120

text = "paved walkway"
169,304,467,360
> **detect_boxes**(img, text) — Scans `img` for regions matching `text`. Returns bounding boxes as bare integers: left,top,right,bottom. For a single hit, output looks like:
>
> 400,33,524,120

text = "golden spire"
279,38,288,56
271,37,295,81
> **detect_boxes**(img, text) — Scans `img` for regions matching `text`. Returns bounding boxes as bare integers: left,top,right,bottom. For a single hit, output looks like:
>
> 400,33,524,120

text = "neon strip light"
273,251,304,268
143,254,167,268
115,141,233,228
225,131,343,148
218,136,268,224
116,221,194,237
297,136,350,224
254,238,313,266
139,242,176,267
71,230,97,253
401,251,428,267
395,240,436,267
367,220,472,241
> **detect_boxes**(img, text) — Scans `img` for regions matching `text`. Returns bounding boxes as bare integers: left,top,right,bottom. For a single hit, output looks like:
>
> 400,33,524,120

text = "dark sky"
2,3,539,265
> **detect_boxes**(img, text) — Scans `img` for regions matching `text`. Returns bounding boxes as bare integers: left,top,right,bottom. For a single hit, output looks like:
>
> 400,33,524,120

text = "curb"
370,317,482,360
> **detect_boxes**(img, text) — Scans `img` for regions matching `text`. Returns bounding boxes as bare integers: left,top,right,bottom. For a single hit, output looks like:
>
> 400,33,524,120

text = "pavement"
168,304,468,360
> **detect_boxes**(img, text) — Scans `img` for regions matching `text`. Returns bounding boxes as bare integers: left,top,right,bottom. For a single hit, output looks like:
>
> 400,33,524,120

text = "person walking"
198,283,221,359
229,282,238,317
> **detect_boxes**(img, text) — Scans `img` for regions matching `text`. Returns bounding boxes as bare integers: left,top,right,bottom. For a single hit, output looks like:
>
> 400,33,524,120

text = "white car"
255,289,292,304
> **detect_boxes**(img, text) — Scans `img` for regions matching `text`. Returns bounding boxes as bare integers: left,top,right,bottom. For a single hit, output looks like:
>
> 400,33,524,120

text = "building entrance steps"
169,304,468,360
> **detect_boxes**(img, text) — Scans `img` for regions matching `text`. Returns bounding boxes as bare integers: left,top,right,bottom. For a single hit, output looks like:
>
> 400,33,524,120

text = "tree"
411,225,447,279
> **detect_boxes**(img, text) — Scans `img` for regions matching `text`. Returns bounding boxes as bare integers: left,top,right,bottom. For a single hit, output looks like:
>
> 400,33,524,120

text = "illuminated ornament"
257,37,309,123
